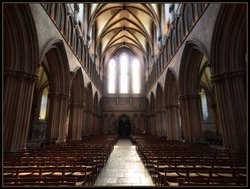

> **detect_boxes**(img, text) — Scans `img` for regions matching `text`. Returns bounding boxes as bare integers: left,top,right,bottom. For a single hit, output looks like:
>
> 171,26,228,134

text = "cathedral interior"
3,3,247,187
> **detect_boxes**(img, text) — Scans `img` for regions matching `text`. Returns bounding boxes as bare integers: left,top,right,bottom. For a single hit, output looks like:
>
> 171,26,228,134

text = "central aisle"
94,138,155,186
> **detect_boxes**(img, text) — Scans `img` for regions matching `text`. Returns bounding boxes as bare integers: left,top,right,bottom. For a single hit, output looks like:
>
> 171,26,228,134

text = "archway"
210,4,246,152
179,40,209,142
28,65,49,143
39,39,70,143
4,4,39,152
118,116,131,138
164,68,181,140
68,67,85,141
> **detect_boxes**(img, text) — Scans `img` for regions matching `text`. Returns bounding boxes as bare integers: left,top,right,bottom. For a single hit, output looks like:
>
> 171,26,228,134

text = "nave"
3,3,247,187
4,134,246,187
94,138,154,186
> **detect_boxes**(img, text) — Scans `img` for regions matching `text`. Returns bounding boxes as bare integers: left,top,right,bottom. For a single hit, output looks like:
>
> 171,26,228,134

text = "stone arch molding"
4,4,39,152
38,39,71,143
40,39,70,95
210,4,246,152
179,39,209,95
178,39,209,142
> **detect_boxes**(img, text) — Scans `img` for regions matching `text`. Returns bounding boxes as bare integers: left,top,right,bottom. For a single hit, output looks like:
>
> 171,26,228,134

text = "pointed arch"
179,40,209,95
156,83,164,110
4,4,39,152
40,39,70,95
39,39,71,143
155,83,164,136
165,68,178,108
210,4,246,152
179,39,208,142
164,68,181,140
68,67,85,141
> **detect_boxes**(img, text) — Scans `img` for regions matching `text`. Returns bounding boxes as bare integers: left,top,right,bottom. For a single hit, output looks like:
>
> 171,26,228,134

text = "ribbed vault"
89,3,160,68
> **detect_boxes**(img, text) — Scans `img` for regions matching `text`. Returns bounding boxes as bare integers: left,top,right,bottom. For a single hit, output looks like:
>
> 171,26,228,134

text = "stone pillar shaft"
82,110,88,136
70,104,83,140
4,73,36,152
47,93,69,142
156,113,161,136
212,71,246,152
180,94,202,142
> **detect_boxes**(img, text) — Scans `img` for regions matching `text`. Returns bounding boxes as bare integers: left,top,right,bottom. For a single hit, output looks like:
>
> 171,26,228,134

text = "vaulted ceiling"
88,3,161,67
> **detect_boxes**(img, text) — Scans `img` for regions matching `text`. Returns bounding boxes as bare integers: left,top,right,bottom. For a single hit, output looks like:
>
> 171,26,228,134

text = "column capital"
4,68,38,82
211,69,245,83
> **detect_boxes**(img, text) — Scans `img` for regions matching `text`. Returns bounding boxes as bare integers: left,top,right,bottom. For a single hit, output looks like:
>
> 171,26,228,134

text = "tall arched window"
107,52,141,94
120,54,128,93
200,88,209,122
108,59,116,93
39,87,48,120
132,58,140,93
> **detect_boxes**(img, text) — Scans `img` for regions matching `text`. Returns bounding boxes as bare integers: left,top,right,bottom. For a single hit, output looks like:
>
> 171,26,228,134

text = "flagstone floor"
94,138,155,186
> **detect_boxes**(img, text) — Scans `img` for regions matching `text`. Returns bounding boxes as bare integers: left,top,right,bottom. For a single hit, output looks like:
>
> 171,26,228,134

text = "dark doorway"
118,117,131,137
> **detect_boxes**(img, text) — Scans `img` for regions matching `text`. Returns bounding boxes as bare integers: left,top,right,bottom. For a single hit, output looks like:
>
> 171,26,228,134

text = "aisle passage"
94,139,155,186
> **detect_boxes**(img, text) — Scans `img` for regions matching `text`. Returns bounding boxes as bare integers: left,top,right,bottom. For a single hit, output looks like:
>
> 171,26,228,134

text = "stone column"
88,110,93,135
97,114,101,135
93,113,97,135
173,104,181,140
70,103,84,140
175,104,182,140
4,70,37,152
162,109,168,137
92,112,96,135
149,115,153,135
157,111,161,136
84,110,90,136
82,108,88,137
159,111,163,136
165,106,172,139
153,114,157,135
156,111,160,136
97,114,101,134
103,116,108,134
166,104,180,140
179,94,203,142
152,114,156,135
46,93,70,143
160,109,167,137
211,70,246,152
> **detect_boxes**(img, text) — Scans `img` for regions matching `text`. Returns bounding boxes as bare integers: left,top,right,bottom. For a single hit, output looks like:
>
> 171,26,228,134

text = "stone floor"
94,138,155,186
